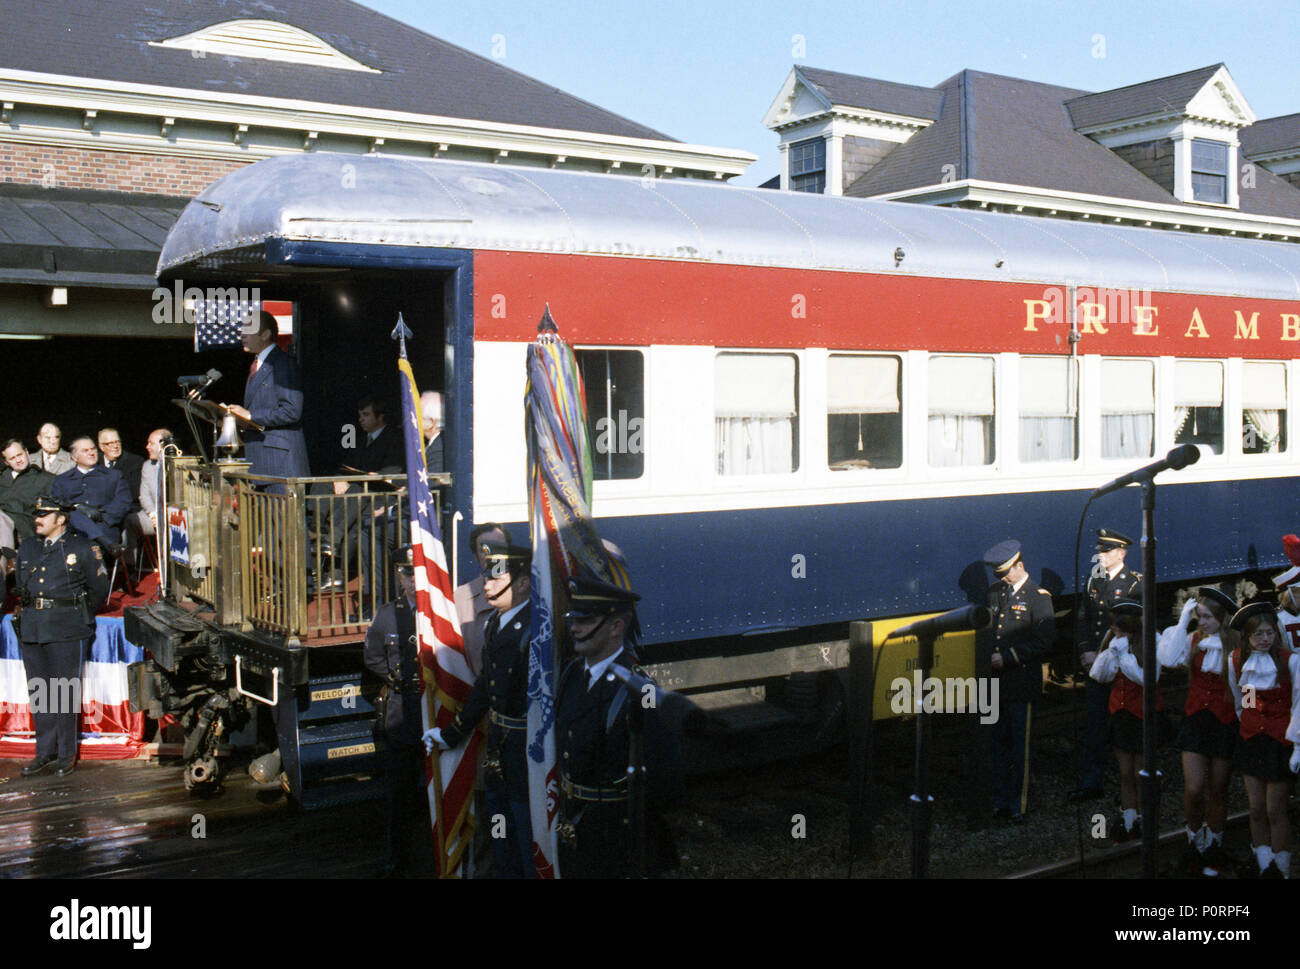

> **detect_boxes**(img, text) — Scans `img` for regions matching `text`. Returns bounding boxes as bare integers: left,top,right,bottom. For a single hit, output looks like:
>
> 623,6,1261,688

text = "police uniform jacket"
555,651,683,878
441,602,532,799
15,530,109,644
0,464,54,542
50,465,132,547
242,345,311,479
363,596,423,747
1077,566,1142,659
987,578,1055,703
99,452,145,512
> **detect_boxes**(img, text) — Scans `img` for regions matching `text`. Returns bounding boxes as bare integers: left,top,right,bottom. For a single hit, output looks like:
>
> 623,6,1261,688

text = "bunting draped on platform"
524,306,625,878
397,335,478,878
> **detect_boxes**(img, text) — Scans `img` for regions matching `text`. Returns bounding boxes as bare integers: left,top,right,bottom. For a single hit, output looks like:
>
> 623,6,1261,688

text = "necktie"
249,357,260,378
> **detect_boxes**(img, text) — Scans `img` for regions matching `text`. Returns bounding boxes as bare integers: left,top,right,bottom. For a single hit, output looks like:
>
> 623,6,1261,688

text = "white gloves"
422,727,447,754
1290,747,1300,775
1181,597,1198,626
1111,636,1130,656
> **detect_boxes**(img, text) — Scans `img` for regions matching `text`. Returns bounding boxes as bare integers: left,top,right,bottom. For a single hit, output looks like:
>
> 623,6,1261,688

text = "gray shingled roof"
1241,113,1300,158
0,183,185,288
0,0,674,141
797,66,943,120
1065,64,1222,130
844,68,1300,221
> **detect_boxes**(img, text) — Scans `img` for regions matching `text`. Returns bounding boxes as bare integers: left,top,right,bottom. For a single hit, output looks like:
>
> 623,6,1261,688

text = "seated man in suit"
226,310,310,489
0,438,55,580
97,428,144,514
49,436,131,554
421,390,445,475
34,423,74,476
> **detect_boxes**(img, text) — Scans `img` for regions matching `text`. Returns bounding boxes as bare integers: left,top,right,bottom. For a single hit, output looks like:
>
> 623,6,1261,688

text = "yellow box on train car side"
867,613,980,722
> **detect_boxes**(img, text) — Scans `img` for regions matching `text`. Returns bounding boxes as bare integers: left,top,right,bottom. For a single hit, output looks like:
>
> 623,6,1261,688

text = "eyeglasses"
1249,628,1276,640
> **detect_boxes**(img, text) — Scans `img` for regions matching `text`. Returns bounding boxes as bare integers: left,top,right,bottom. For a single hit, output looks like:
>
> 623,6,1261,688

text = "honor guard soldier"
15,495,109,776
555,576,683,878
363,545,433,877
983,540,1055,822
1070,529,1141,803
424,541,534,878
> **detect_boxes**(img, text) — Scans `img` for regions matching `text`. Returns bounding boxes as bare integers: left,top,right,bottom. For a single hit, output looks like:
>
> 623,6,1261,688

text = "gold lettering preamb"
1283,314,1300,342
1132,305,1158,336
1023,298,1052,332
1184,308,1210,339
1234,311,1260,340
1078,302,1108,334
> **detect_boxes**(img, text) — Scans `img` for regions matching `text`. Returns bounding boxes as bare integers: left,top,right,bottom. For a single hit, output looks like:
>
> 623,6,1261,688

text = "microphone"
1090,444,1201,499
178,368,222,396
607,664,708,737
886,604,992,641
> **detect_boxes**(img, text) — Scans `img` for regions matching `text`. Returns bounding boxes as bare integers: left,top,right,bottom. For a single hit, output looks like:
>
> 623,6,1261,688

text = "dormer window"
790,138,826,193
1191,138,1229,203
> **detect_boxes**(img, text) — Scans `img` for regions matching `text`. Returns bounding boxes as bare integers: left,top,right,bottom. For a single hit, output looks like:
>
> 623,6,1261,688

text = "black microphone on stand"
1090,444,1201,499
178,368,222,398
886,603,991,641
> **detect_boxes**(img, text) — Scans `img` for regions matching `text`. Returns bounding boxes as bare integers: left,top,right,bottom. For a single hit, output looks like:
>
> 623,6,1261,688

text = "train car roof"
159,153,1300,300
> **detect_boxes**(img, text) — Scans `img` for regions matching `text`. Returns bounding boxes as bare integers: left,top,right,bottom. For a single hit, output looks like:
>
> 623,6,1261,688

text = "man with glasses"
0,439,55,580
96,428,144,516
14,495,109,777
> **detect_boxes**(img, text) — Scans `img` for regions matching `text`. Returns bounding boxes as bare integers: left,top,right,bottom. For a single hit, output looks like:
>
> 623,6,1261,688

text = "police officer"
1070,528,1141,803
363,544,433,877
555,576,682,878
423,541,534,878
15,495,109,776
983,539,1055,822
49,436,131,554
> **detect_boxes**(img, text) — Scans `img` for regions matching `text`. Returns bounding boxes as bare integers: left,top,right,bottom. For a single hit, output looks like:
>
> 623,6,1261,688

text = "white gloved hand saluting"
1181,597,1198,625
1290,747,1300,775
422,727,447,754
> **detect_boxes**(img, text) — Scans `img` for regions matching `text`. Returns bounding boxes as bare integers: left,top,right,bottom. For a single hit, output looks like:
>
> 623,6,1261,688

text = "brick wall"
0,141,248,196
841,135,899,193
1111,138,1175,194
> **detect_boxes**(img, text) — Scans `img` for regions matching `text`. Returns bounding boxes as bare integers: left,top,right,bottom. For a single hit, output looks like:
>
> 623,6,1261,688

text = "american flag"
397,353,479,877
193,298,294,351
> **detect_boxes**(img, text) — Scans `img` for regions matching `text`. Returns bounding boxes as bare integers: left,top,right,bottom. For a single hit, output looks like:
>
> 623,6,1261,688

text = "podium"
171,397,264,459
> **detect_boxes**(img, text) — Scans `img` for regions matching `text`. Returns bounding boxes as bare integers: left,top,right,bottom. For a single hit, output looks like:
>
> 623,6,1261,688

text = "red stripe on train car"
473,251,1300,357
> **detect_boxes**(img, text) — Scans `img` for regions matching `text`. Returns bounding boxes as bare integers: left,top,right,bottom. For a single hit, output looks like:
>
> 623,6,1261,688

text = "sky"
361,0,1300,186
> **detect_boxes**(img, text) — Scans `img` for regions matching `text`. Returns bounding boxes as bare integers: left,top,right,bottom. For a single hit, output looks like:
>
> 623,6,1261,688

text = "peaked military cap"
1197,586,1237,617
983,539,1022,575
1096,529,1134,551
1110,599,1143,619
32,494,74,515
567,576,640,617
1229,601,1276,633
480,540,531,579
394,544,416,573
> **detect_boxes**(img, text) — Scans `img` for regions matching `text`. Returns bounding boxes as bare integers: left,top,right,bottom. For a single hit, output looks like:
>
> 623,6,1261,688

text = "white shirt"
586,649,625,690
491,600,528,638
255,344,274,368
1225,650,1300,738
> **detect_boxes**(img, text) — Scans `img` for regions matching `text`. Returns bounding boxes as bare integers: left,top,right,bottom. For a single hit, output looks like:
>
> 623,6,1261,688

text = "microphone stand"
1139,479,1161,879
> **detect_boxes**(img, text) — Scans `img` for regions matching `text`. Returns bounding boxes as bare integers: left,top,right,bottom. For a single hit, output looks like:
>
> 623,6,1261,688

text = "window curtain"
927,416,991,466
716,418,794,475
1101,414,1154,458
715,354,796,475
1020,356,1076,462
928,356,993,466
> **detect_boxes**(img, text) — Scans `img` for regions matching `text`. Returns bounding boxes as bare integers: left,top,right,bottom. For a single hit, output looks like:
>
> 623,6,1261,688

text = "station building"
0,0,753,451
763,63,1300,237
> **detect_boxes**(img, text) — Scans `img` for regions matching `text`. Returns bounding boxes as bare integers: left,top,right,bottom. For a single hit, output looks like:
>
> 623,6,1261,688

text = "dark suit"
348,425,404,474
424,432,444,475
99,452,144,511
442,602,533,877
986,577,1054,817
0,464,54,542
16,529,110,765
1076,565,1142,791
50,466,131,548
364,595,433,875
555,651,682,878
242,346,310,480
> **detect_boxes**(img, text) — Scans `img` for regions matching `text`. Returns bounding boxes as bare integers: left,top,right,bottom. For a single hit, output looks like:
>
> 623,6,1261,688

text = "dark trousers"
1079,678,1111,790
485,784,534,879
382,742,435,876
21,639,85,763
992,699,1033,816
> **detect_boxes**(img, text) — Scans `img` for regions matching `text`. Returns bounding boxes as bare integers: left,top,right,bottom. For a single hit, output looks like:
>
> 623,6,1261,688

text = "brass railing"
162,456,447,641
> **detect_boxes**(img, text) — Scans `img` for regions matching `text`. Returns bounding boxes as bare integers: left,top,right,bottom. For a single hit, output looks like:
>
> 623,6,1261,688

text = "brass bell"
215,412,243,457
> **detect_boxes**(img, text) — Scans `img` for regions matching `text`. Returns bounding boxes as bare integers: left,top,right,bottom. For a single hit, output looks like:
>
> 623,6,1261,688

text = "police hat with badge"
394,543,416,575
31,494,77,520
479,540,531,579
983,539,1022,576
1096,529,1134,552
566,575,642,644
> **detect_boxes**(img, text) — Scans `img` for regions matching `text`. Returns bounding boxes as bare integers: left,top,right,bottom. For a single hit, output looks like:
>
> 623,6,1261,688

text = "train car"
133,152,1300,801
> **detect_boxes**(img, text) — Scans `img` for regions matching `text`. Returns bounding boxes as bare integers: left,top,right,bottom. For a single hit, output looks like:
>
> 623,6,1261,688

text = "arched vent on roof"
150,20,381,73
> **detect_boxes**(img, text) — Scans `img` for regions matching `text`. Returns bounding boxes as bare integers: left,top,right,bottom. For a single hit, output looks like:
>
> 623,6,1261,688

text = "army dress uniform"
363,582,433,877
1073,529,1142,799
15,499,109,774
983,541,1055,820
440,588,534,878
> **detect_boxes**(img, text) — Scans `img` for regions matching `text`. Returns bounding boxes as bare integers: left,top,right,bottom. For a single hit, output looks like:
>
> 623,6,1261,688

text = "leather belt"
488,709,527,732
27,596,83,609
560,773,627,803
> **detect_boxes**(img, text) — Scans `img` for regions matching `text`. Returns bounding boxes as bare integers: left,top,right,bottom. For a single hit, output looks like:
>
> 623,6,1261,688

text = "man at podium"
226,310,310,489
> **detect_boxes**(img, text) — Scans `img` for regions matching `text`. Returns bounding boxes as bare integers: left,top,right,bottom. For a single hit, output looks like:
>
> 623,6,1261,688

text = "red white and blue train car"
159,153,1300,678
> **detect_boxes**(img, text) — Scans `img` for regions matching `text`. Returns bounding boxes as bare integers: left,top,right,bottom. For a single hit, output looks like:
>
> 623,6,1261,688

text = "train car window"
1100,358,1155,459
1173,359,1224,454
1242,361,1288,455
1019,356,1078,462
928,355,995,466
576,349,645,480
827,354,902,469
715,352,799,475
1191,139,1229,204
